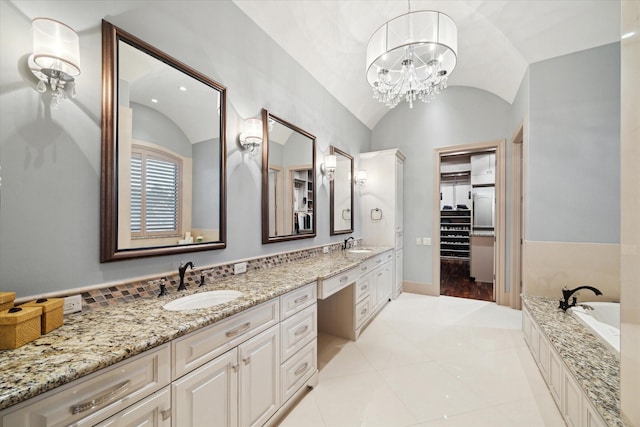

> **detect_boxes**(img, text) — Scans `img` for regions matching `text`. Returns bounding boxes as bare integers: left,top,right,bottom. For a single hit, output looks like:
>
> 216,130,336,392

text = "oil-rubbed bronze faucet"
178,261,195,291
558,286,602,311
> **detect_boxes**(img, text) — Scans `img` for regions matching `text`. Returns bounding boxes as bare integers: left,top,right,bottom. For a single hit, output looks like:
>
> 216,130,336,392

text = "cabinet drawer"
318,267,358,299
1,344,170,427
280,340,317,403
173,299,279,379
355,296,371,328
280,304,317,362
94,387,171,427
355,277,370,302
280,282,316,320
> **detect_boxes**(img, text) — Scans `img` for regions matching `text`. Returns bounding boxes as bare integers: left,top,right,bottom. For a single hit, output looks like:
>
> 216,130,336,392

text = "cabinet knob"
243,357,251,365
161,409,171,421
232,364,239,373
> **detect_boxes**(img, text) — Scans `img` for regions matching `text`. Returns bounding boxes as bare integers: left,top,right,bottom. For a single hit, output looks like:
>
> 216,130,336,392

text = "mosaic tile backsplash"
79,242,352,311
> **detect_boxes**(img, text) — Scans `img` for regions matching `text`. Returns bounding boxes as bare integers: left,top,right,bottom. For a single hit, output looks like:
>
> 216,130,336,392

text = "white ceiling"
232,0,621,129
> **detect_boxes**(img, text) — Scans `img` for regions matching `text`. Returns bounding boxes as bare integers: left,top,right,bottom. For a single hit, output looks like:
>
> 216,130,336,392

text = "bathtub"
570,302,620,354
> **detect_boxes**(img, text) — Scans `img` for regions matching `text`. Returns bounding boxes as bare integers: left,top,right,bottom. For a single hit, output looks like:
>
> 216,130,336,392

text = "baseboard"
403,281,439,296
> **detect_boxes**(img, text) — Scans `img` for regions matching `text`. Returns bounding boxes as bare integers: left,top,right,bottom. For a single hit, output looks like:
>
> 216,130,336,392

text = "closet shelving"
440,209,471,259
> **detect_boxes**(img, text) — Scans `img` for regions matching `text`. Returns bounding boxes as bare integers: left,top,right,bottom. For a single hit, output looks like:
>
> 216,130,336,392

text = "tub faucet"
178,261,195,291
558,285,602,311
343,237,355,250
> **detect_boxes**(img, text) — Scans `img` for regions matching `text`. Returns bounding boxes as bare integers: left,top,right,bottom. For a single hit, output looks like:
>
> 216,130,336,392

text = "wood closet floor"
440,259,494,302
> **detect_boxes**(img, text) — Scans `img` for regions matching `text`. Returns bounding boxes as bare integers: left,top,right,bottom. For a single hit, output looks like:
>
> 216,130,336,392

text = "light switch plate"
323,246,329,254
415,238,422,245
234,262,247,275
423,237,431,246
63,295,82,315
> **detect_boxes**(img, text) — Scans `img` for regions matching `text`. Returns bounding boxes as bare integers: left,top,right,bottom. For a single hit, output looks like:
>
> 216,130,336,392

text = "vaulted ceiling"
233,0,621,129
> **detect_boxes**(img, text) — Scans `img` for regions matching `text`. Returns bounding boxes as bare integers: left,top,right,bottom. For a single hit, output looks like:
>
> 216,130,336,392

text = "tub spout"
558,286,602,311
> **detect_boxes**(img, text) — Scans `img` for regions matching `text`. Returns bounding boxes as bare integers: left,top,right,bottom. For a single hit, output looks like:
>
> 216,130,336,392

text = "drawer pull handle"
360,285,367,291
71,380,131,414
361,266,367,272
294,325,309,336
361,308,368,315
161,409,171,421
340,276,349,284
232,364,239,373
294,295,309,304
376,260,381,264
377,272,383,277
294,362,309,376
226,322,251,337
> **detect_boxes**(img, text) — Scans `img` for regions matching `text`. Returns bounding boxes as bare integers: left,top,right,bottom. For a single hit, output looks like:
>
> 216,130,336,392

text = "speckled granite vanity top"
0,247,390,410
521,295,623,427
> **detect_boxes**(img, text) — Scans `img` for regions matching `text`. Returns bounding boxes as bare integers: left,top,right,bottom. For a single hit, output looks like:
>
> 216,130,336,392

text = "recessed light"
622,31,635,40
179,86,187,91
151,98,158,103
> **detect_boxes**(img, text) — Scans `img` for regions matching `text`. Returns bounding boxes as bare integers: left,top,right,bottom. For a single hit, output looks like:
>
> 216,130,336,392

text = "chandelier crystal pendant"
366,5,457,109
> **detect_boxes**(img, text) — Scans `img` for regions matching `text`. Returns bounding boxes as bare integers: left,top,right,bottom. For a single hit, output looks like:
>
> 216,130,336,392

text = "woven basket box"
0,292,15,312
0,306,42,350
23,298,64,334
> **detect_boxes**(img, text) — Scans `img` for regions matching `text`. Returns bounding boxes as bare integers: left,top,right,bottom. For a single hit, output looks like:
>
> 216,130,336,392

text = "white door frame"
433,139,507,305
510,122,525,309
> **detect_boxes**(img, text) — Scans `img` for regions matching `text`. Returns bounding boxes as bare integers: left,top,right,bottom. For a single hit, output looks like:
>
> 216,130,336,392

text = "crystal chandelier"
366,3,457,109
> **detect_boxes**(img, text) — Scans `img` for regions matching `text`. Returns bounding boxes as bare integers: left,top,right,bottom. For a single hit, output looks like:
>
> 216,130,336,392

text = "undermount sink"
163,290,243,311
348,249,372,254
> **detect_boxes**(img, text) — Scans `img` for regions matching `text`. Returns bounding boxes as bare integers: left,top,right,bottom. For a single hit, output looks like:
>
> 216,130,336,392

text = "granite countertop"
521,295,623,427
0,247,391,411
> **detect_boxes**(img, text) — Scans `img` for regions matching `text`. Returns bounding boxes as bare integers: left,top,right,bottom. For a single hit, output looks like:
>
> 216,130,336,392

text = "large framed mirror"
330,147,354,235
101,21,226,262
262,109,316,244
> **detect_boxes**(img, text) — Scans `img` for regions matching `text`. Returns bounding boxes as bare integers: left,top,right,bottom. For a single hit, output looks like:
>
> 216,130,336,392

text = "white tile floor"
278,293,565,427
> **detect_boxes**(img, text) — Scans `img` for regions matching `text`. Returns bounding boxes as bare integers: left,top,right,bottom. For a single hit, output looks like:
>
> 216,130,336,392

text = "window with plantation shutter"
131,145,182,239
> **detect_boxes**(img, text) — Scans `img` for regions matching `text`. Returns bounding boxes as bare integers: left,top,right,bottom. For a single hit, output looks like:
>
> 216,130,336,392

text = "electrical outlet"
415,237,422,246
323,246,329,254
422,237,431,246
234,262,247,275
63,295,82,315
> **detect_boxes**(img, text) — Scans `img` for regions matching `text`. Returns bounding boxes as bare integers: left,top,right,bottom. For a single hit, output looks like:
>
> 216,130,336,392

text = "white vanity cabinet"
318,251,393,341
522,306,608,427
360,149,405,299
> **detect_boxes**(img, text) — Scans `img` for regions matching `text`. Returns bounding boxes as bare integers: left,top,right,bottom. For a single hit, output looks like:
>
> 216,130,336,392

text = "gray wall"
131,102,192,158
371,87,511,287
528,43,620,244
0,0,370,298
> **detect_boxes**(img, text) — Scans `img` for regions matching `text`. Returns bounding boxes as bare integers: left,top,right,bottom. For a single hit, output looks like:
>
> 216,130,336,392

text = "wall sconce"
239,118,262,154
355,170,367,188
321,154,337,180
28,18,81,109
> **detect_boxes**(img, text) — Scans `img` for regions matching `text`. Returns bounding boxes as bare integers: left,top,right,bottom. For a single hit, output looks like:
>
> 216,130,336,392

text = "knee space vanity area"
0,247,393,427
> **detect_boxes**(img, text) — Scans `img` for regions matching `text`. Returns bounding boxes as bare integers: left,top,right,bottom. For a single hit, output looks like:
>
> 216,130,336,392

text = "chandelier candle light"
366,3,457,108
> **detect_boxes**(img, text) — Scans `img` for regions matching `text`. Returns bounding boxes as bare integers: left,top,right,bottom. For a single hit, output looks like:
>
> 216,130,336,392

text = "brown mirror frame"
100,20,227,262
261,108,316,244
329,146,354,235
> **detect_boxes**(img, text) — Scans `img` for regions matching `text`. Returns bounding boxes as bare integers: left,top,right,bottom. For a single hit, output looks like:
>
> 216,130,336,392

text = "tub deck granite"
522,295,624,427
0,248,390,411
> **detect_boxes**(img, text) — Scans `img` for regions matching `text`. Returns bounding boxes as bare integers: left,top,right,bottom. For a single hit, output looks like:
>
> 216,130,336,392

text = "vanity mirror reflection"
100,21,226,262
262,109,316,243
330,147,354,235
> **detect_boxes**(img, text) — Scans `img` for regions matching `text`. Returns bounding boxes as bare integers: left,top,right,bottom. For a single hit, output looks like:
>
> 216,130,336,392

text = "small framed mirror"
330,147,354,235
101,21,226,261
262,109,316,243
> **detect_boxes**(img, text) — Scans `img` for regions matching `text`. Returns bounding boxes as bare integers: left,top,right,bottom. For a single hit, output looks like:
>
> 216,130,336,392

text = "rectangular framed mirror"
330,146,354,235
262,109,316,243
101,21,226,262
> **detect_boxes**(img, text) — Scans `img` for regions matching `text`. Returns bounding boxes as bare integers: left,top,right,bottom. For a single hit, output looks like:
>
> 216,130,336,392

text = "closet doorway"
433,140,507,305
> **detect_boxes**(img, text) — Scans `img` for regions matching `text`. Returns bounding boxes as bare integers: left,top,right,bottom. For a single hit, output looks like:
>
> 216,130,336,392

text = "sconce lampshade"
32,18,81,77
239,117,263,153
325,154,337,170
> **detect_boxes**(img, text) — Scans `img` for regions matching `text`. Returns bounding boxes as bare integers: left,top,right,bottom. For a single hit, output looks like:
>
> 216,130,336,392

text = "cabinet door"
548,347,563,408
471,153,495,185
239,326,280,427
440,184,454,209
395,158,403,232
563,370,582,427
394,249,403,298
95,387,171,427
454,184,471,208
172,348,238,427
